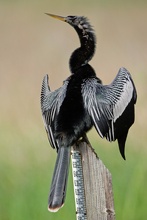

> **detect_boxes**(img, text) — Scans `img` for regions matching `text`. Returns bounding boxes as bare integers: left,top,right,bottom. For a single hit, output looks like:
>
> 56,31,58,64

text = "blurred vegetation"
0,0,147,219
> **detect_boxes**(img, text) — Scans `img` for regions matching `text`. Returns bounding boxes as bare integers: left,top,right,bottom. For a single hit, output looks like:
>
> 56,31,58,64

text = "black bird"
41,14,137,212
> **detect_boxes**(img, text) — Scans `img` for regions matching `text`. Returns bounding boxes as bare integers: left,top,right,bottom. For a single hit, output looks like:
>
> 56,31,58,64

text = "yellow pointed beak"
45,13,66,22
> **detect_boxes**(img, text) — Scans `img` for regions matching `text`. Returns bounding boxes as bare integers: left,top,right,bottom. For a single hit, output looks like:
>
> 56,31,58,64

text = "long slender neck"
69,26,96,73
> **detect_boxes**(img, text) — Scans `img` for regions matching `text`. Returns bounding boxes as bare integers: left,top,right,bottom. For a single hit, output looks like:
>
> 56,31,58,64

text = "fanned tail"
48,146,71,212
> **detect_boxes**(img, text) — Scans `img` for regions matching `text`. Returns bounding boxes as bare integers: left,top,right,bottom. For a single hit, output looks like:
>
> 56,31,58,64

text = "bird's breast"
55,79,92,137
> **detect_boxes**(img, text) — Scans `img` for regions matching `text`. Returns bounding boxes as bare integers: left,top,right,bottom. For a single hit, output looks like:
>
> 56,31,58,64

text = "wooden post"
71,135,115,220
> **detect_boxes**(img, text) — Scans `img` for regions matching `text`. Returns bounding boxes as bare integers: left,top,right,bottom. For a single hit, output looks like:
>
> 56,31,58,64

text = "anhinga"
41,14,137,212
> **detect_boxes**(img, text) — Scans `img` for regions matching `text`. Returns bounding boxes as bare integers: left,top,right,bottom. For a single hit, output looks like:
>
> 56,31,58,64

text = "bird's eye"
69,16,76,20
67,16,77,24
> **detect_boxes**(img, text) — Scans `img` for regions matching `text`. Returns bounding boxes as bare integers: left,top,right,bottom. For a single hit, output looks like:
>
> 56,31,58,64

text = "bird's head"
46,13,96,72
45,13,94,35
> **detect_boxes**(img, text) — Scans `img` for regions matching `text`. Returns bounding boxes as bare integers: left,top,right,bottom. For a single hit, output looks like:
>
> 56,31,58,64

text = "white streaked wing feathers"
82,67,135,141
113,78,133,122
41,74,68,150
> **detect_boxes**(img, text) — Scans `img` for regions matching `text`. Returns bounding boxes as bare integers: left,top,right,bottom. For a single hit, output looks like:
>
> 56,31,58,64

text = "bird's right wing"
41,75,69,151
81,67,137,158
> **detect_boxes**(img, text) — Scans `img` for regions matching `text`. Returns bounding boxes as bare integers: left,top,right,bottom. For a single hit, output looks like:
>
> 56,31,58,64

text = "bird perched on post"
41,13,137,212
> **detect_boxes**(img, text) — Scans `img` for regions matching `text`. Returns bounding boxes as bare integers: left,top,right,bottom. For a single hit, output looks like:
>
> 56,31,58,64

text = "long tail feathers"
48,146,71,212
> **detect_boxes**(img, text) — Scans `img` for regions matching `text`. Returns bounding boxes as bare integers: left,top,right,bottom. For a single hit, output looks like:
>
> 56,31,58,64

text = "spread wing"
41,75,69,151
82,67,137,159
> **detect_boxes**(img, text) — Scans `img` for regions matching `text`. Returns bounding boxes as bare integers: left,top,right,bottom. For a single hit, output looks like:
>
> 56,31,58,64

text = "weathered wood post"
71,135,115,220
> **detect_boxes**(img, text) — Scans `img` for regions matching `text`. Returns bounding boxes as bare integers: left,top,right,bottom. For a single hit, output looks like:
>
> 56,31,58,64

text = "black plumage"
41,14,137,212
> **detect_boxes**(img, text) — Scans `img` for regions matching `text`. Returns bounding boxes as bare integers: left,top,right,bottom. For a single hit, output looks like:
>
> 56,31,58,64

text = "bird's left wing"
41,75,69,151
81,67,137,158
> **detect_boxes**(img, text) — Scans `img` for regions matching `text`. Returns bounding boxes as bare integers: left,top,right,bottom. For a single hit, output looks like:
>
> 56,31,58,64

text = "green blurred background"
0,0,147,219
